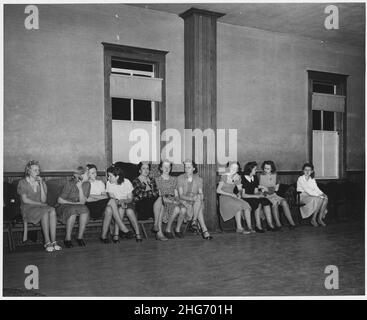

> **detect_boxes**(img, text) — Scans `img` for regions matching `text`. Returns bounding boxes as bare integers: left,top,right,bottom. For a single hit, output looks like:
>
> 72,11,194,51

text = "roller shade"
312,93,345,113
110,74,163,102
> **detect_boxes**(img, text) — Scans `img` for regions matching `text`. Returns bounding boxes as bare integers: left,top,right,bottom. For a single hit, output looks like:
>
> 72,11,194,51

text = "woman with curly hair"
259,160,296,230
17,160,62,252
155,160,187,239
132,162,166,241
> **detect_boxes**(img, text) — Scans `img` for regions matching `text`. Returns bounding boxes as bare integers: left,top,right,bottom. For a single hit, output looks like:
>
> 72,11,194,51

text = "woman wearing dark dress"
132,162,166,241
85,164,125,243
241,161,277,233
56,166,90,248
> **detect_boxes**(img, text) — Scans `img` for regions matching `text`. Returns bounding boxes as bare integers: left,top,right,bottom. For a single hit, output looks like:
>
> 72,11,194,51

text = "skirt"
180,198,202,222
299,193,327,219
162,196,186,223
219,195,251,222
56,204,90,224
21,204,52,225
118,202,134,210
265,193,284,206
244,197,273,211
135,197,157,220
86,198,110,220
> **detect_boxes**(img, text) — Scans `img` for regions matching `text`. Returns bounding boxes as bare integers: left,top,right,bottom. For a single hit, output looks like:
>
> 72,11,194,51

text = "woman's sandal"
44,242,55,252
51,241,62,251
201,230,213,240
112,235,120,243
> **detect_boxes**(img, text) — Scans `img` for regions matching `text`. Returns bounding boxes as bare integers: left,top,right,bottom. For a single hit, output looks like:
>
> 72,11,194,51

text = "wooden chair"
3,220,15,252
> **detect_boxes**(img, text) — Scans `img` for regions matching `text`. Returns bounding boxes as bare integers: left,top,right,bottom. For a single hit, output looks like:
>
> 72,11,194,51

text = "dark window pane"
312,110,321,130
323,111,335,131
112,59,153,72
133,100,151,121
112,98,131,120
313,82,334,94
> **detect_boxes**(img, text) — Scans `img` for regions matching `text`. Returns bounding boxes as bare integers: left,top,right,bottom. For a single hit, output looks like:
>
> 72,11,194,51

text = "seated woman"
56,166,90,248
177,159,212,240
155,160,187,239
241,161,277,232
297,162,328,227
17,160,62,252
106,165,143,242
85,163,125,243
217,161,253,234
259,161,296,230
132,162,166,241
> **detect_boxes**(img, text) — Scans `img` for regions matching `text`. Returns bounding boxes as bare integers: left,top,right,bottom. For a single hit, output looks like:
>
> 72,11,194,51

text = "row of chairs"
4,217,155,253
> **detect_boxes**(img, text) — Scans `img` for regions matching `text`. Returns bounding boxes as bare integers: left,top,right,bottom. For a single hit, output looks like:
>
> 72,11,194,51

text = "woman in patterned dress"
177,159,212,240
56,166,91,248
132,162,166,241
155,160,187,239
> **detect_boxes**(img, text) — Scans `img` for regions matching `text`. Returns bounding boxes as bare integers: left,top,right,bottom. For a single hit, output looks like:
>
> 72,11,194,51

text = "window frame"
307,70,348,180
103,43,168,165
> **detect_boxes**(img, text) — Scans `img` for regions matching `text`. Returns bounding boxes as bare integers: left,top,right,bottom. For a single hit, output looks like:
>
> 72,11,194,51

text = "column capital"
179,7,225,20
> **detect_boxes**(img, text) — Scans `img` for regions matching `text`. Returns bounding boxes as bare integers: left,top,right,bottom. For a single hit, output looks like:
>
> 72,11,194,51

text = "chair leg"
139,222,148,239
7,225,14,253
183,220,191,236
23,221,28,242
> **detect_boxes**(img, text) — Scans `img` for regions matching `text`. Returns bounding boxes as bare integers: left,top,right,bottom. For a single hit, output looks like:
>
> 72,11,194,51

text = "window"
103,43,168,165
111,60,157,122
312,110,341,132
308,71,347,179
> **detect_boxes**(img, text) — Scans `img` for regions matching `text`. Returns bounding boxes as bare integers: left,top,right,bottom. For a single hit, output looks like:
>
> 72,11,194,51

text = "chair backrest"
114,162,139,182
46,178,68,207
3,181,21,221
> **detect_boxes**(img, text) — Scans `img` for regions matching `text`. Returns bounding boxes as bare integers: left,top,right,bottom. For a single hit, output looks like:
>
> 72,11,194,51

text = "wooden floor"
3,221,364,296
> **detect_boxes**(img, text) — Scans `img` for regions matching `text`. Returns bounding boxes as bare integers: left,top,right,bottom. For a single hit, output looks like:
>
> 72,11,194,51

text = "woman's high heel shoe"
99,237,110,244
120,230,135,239
76,238,86,246
201,230,213,240
255,226,265,233
156,232,168,241
112,235,120,243
151,227,159,234
135,234,143,243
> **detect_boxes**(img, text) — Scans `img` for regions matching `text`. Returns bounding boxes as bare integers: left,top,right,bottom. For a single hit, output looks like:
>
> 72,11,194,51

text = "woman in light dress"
259,160,296,230
17,160,62,252
217,162,253,234
297,162,328,227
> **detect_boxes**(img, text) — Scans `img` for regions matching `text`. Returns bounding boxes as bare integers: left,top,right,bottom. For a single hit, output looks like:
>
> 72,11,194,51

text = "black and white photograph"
1,0,365,300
